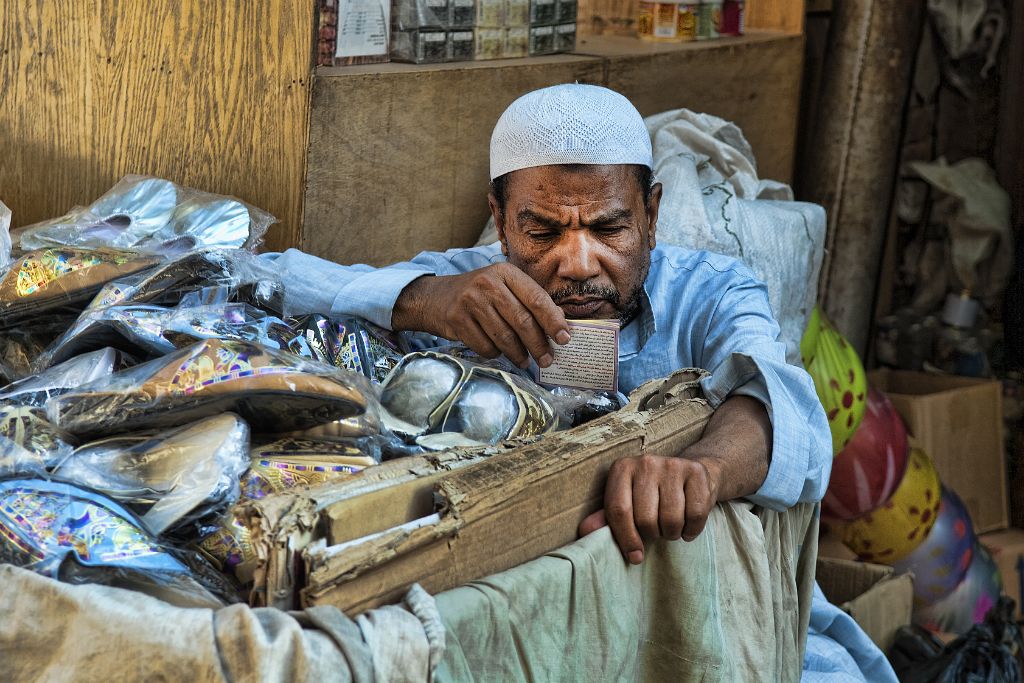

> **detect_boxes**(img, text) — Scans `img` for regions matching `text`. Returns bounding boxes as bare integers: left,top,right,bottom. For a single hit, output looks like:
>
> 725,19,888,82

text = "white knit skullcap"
489,84,653,180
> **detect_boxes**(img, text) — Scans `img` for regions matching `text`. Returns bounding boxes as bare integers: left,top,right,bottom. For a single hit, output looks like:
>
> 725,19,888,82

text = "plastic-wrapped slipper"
0,477,236,607
196,437,377,582
47,338,375,438
0,247,160,331
17,177,178,252
0,406,77,476
52,413,250,536
0,347,131,407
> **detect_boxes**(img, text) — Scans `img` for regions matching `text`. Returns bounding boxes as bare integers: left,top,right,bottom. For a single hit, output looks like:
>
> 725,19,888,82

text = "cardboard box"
245,368,713,613
816,557,914,652
980,527,1024,620
868,368,1007,533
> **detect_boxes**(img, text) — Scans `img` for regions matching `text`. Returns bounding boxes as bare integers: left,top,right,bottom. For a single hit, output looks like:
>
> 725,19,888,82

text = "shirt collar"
619,283,657,359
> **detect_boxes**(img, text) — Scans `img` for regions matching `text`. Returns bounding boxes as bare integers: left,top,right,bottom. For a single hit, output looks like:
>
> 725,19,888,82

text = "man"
273,83,832,564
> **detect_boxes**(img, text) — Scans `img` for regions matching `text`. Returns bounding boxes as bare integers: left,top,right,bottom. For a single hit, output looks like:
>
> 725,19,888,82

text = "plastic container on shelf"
394,0,450,28
719,0,744,36
696,0,722,40
505,0,530,26
475,27,505,59
555,22,576,52
555,0,577,24
505,26,529,56
391,28,450,62
529,0,556,25
529,24,556,54
449,29,475,59
637,0,699,42
476,0,504,26
451,0,477,25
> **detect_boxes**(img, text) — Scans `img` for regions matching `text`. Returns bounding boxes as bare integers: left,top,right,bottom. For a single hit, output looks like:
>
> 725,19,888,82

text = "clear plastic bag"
0,476,237,607
380,348,627,448
0,347,133,408
47,338,378,438
0,406,77,477
52,413,250,537
0,199,11,270
0,247,163,332
37,249,285,370
286,314,409,384
196,436,380,582
12,175,276,256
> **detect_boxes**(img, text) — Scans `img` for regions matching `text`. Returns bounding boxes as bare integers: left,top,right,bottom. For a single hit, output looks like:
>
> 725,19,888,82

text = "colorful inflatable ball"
837,447,942,564
914,541,1002,635
893,486,976,607
822,387,910,520
801,307,868,455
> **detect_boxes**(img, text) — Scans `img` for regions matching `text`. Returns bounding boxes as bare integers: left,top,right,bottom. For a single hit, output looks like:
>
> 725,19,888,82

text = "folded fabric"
53,413,251,536
0,247,161,330
0,477,234,608
47,338,375,438
0,406,77,476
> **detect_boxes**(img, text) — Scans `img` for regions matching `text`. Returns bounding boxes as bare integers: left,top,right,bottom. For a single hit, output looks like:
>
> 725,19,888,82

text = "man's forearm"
683,394,772,502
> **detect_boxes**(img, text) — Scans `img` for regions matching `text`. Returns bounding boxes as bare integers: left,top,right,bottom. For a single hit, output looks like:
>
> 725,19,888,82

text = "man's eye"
528,231,557,240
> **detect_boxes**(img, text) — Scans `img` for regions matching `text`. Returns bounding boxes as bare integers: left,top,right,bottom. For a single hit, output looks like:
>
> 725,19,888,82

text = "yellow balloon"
802,307,868,455
838,447,943,564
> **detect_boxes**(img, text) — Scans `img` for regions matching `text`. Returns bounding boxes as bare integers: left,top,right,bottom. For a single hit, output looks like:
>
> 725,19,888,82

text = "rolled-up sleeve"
265,246,505,329
696,271,831,511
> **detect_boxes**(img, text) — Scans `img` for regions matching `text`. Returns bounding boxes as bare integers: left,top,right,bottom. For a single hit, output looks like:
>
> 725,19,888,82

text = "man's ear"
646,181,662,250
488,192,510,257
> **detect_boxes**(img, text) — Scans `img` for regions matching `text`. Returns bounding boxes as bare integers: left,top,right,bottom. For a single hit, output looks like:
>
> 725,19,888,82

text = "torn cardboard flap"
300,368,712,614
816,557,914,652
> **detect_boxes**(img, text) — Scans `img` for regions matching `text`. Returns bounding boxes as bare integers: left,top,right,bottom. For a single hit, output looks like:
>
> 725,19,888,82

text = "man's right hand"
392,263,571,368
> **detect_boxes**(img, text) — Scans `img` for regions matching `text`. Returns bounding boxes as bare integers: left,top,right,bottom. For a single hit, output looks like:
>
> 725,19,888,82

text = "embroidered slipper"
0,477,236,607
0,406,77,476
52,413,250,537
0,247,160,331
47,338,374,438
0,347,132,408
196,437,376,581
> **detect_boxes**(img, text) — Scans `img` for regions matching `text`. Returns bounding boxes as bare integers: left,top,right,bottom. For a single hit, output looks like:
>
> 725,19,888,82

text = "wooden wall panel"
0,1,315,251
586,33,805,183
303,56,606,266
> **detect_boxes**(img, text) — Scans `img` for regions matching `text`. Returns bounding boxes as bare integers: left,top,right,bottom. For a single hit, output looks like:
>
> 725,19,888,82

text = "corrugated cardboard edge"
300,369,713,613
816,557,914,652
242,448,489,609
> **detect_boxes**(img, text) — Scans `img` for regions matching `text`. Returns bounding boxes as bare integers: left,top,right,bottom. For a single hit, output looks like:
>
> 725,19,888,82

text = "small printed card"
537,319,619,392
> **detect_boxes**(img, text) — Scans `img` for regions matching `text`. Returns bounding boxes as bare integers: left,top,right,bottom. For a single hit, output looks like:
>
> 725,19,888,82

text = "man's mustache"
549,282,620,305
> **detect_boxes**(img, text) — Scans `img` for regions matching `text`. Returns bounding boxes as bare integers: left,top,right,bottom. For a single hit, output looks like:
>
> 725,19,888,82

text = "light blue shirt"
270,242,832,511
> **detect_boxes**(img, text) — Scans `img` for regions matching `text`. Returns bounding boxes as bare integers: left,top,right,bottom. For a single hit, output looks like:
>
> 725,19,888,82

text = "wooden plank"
745,0,805,34
302,55,606,266
0,1,315,252
584,33,805,183
302,371,713,614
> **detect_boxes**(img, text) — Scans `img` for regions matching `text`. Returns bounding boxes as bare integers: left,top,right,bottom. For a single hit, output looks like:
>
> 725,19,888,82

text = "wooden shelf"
316,29,796,77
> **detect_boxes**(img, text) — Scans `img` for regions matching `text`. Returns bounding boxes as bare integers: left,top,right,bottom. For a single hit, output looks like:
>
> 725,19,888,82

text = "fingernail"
555,330,571,345
627,550,644,565
539,353,553,368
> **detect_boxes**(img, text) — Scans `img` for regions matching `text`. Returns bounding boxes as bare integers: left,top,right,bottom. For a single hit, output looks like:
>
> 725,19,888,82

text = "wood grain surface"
303,55,606,265
0,1,315,251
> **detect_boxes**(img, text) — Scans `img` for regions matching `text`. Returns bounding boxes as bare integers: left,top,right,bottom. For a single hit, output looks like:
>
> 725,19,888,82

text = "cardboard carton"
980,527,1024,620
244,368,713,613
868,368,1007,533
816,557,914,652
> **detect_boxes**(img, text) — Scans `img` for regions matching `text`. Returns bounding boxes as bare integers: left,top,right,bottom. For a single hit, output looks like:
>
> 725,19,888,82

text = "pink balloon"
823,387,909,520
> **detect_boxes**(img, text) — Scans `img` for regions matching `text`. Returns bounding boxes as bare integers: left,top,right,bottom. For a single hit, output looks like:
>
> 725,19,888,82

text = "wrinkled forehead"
502,164,644,205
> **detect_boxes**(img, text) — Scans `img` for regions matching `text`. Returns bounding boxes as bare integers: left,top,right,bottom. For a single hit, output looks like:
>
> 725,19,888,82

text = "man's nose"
555,230,602,281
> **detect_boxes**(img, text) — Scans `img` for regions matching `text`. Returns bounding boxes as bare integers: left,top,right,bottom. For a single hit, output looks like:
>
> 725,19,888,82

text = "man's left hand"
578,454,721,565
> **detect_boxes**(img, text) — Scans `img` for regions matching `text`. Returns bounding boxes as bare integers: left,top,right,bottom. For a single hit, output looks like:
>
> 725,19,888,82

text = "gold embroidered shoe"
47,338,375,438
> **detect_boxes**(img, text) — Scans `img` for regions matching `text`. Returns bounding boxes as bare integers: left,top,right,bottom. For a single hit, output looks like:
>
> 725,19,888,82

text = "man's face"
490,164,662,323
